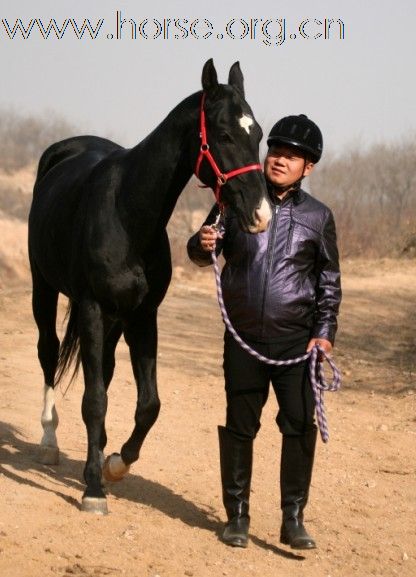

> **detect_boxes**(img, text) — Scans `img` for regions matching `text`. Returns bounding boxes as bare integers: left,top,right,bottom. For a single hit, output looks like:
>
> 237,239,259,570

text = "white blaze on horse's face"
239,114,254,134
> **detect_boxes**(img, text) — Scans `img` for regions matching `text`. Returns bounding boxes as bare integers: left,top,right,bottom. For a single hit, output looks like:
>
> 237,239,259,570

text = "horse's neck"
121,92,201,237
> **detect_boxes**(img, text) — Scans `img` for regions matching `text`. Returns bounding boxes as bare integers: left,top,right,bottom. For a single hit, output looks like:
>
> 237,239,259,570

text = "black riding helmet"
267,114,323,163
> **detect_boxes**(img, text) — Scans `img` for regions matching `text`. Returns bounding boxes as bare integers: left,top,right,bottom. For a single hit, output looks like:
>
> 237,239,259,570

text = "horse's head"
195,59,271,234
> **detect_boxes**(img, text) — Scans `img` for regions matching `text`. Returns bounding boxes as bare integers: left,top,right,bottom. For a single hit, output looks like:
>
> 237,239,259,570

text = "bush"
0,108,75,172
310,139,416,257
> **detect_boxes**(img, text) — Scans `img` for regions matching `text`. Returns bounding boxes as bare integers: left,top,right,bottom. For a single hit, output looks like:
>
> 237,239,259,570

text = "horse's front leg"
103,309,160,481
78,297,108,514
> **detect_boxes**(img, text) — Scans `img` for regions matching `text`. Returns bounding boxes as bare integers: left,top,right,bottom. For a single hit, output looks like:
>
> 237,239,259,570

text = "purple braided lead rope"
209,227,341,443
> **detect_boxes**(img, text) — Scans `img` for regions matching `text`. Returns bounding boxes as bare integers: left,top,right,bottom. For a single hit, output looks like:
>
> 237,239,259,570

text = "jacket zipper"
260,204,280,337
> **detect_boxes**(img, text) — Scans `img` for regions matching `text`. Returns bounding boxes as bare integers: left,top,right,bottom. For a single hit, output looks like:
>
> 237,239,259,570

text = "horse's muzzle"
247,198,272,233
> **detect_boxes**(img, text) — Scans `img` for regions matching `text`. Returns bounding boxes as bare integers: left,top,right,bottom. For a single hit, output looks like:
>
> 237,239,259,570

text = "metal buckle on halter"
200,143,209,152
217,174,227,186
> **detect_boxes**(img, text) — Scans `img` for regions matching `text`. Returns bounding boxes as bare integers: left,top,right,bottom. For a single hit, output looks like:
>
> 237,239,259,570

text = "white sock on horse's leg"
38,384,60,464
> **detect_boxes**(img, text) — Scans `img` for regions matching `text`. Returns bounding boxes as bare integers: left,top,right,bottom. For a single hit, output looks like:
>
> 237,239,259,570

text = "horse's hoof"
102,453,130,482
81,497,108,515
37,445,60,465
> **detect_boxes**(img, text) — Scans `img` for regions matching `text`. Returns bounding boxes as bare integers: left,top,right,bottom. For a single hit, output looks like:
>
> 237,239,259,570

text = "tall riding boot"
280,427,317,549
218,425,253,548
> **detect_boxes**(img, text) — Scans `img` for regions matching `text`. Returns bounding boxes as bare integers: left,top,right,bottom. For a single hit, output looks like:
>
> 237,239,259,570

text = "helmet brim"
266,136,321,163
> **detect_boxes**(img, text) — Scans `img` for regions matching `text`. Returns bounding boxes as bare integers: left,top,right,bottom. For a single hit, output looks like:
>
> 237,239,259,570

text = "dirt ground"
0,255,415,577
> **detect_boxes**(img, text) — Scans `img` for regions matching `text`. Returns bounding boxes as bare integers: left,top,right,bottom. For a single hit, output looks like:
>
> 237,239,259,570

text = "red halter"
194,93,263,207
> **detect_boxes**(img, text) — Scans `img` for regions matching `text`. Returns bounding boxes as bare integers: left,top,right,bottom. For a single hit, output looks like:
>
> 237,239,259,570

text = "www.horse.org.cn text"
1,13,346,46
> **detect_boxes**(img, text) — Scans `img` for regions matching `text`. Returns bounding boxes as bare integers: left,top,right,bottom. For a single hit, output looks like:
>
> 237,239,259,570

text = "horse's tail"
55,299,81,388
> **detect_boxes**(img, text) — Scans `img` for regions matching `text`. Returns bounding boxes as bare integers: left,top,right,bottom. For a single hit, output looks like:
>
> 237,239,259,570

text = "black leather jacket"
187,189,341,344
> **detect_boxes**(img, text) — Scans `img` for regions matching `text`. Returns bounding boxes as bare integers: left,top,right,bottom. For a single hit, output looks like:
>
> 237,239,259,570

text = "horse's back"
29,136,125,294
35,135,122,184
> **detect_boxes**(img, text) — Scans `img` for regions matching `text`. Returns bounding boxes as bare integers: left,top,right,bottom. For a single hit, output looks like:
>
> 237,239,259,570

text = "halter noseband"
194,93,263,207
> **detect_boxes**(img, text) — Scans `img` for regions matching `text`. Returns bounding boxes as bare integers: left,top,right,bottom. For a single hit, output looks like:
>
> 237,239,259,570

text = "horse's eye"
219,132,234,144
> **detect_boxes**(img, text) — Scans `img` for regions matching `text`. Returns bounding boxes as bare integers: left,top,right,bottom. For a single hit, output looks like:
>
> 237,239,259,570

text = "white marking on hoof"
81,497,108,515
239,114,253,134
37,445,60,465
102,453,130,482
40,385,59,455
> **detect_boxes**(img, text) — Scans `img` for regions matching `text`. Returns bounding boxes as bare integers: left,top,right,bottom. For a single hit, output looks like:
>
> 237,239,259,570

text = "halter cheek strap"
194,93,263,206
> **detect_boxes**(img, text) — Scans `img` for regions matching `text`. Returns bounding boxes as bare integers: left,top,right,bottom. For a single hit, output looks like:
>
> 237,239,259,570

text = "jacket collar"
267,182,307,206
293,189,307,205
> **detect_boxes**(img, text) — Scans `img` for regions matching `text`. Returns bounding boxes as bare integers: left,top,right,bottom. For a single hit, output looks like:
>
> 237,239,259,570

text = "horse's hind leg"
31,269,60,464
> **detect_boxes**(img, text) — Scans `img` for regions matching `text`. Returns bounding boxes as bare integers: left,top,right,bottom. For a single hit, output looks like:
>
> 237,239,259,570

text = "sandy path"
0,260,415,577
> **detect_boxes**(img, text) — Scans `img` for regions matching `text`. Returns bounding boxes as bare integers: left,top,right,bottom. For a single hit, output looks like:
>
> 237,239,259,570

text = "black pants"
223,331,315,440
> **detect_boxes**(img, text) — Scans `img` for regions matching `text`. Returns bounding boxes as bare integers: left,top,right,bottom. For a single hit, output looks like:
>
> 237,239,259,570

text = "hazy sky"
1,0,415,158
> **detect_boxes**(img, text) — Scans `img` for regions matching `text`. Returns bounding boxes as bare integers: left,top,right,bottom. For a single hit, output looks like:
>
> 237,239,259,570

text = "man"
187,114,341,549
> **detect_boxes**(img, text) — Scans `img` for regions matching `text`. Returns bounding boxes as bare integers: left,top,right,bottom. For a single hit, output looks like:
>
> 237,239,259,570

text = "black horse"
28,59,271,514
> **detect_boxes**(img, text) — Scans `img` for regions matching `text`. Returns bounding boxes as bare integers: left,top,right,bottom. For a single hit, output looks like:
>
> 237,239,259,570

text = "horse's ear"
202,58,219,94
228,62,245,97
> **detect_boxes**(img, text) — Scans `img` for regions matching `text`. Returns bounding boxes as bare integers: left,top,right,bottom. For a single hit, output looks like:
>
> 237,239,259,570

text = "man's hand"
307,338,332,361
199,225,219,252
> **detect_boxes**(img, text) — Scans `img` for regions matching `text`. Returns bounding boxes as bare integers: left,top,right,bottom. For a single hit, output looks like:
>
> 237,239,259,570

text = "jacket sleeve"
186,204,225,267
312,209,342,345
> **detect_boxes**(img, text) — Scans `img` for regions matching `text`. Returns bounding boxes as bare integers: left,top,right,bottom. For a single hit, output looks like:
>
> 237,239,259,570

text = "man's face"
264,144,315,188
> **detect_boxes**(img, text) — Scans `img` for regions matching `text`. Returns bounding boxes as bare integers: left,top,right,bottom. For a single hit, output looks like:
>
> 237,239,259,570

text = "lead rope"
209,220,341,443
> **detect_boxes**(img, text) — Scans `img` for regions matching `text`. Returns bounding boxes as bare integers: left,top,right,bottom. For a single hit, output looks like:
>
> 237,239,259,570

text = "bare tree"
0,109,75,172
1,106,415,261
310,139,416,257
